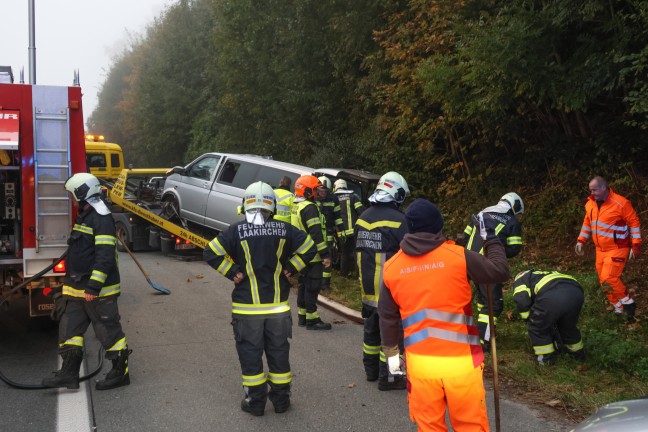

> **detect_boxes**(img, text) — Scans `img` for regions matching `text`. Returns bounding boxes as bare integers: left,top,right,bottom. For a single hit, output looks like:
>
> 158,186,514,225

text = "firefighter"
291,175,332,330
380,199,509,431
333,179,365,277
462,192,524,351
512,270,585,365
274,176,294,223
355,171,409,390
575,176,641,323
42,173,131,391
316,176,343,291
203,181,317,416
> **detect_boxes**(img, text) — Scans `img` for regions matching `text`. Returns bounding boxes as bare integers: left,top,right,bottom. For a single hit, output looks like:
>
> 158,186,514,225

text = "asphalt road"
0,250,576,431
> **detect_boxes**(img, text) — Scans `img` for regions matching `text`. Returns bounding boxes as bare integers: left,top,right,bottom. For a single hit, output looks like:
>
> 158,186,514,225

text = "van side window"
219,159,259,189
187,156,220,181
257,166,300,189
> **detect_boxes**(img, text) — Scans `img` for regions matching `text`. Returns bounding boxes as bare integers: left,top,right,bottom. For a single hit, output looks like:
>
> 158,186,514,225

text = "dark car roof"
313,168,380,182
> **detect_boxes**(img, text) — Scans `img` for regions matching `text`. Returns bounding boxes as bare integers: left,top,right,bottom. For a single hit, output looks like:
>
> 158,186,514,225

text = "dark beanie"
405,199,444,234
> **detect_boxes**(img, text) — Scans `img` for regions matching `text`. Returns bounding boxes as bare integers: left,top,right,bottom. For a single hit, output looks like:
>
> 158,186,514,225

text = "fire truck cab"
0,67,86,316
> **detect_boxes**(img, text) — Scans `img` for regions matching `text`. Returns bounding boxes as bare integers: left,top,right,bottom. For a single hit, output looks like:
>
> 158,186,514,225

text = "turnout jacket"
203,218,316,317
354,202,407,307
317,189,343,235
463,210,522,258
334,189,365,236
63,203,120,298
512,271,581,320
291,198,329,262
577,188,641,252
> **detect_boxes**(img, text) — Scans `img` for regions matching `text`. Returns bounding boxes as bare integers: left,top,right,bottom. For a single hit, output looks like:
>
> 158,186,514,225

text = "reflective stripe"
73,224,93,235
519,311,529,319
580,225,591,232
289,255,306,272
62,283,121,298
533,343,555,355
232,301,290,315
593,230,628,239
95,235,117,246
242,372,267,387
402,308,476,328
305,217,320,228
464,225,473,235
241,241,260,304
507,236,522,245
295,236,315,255
363,343,380,355
208,238,227,256
405,327,480,348
356,219,402,231
90,270,107,284
273,239,286,303
579,231,590,239
107,336,127,352
217,258,233,275
564,340,584,352
268,371,292,385
477,313,496,325
513,285,531,296
595,220,628,231
534,272,578,295
306,310,320,320
60,335,84,348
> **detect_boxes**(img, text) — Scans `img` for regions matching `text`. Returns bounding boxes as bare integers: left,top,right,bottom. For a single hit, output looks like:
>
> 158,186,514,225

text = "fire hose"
0,250,104,389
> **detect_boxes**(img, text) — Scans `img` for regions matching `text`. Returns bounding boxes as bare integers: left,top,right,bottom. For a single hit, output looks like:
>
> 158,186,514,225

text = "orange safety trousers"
408,364,489,432
595,248,633,312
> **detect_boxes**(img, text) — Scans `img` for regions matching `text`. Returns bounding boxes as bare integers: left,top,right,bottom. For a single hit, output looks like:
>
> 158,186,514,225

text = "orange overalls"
577,189,641,313
383,242,489,432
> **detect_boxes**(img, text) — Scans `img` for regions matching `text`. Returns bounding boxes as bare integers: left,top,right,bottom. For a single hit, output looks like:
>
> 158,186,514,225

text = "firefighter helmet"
375,171,409,204
242,181,276,213
500,192,524,215
295,175,323,199
65,173,102,202
333,179,347,192
318,176,332,190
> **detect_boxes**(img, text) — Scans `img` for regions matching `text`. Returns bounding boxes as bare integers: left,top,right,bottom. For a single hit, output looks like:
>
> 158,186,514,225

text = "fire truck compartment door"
0,110,19,150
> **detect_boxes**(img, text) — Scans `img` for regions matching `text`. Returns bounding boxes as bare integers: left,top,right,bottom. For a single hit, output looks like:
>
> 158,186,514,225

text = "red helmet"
294,175,323,199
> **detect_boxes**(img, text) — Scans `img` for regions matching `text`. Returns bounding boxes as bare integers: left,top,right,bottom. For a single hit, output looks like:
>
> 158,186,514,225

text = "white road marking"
57,359,93,432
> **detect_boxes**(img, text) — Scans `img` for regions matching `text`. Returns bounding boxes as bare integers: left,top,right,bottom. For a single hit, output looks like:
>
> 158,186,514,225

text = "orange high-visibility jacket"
382,242,483,378
577,189,641,252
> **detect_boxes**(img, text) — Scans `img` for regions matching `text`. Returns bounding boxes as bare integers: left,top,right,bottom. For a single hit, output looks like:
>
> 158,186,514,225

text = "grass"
327,257,648,422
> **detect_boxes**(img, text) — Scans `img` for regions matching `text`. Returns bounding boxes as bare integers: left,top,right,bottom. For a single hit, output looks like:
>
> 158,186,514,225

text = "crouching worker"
204,181,316,416
512,270,585,365
43,173,131,391
380,199,510,431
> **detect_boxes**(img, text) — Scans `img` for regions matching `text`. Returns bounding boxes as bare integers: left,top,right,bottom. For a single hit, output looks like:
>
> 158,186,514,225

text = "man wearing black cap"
379,199,509,431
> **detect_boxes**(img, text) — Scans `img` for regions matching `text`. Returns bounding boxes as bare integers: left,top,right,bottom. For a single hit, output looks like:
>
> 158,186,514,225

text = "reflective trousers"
362,304,403,381
595,248,634,312
408,364,489,432
58,296,126,359
297,262,323,317
475,283,504,344
232,314,292,412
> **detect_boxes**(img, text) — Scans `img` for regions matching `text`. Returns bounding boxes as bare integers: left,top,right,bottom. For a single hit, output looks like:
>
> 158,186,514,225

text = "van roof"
314,168,380,182
202,152,313,175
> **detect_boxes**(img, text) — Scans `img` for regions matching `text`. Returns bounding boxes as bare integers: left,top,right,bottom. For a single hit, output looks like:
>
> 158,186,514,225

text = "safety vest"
578,189,642,252
291,199,327,262
383,241,483,378
274,188,294,223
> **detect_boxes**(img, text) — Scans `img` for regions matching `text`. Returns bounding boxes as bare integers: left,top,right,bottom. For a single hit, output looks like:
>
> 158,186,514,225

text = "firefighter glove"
473,212,497,241
575,242,584,256
387,355,403,376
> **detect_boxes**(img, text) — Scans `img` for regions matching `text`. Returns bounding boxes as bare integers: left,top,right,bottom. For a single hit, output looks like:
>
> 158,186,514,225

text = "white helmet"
65,173,102,202
243,181,276,213
318,176,332,190
333,179,347,192
500,192,524,215
375,171,409,204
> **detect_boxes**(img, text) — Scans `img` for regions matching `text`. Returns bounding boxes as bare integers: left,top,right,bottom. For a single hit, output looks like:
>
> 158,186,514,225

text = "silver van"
162,153,313,232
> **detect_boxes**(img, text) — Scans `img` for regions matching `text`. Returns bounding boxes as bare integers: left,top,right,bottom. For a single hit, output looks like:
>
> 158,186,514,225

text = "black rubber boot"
625,303,637,324
306,318,332,331
297,314,306,327
42,348,84,390
536,352,558,366
378,375,407,391
96,348,132,390
569,349,586,362
241,399,265,416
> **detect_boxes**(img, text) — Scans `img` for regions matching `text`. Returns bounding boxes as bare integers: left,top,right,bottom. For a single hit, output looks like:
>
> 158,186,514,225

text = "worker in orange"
380,199,510,431
575,176,641,323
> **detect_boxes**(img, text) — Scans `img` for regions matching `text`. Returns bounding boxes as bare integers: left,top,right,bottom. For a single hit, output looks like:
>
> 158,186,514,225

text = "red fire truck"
0,67,86,316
